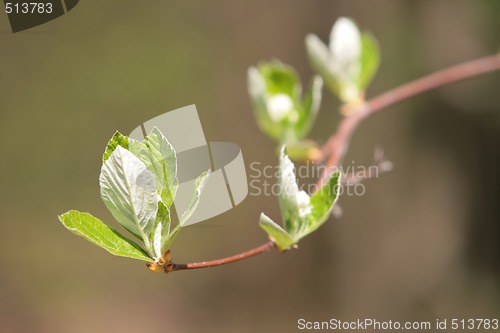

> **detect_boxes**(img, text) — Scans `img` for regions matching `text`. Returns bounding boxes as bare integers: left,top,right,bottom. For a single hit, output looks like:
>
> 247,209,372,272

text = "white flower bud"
296,190,312,218
266,93,295,122
247,67,266,98
326,17,363,103
329,17,361,68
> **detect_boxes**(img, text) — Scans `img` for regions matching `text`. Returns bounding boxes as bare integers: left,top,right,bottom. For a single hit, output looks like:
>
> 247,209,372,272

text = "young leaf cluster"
247,18,366,248
248,17,380,147
59,128,208,264
306,17,379,105
248,61,323,145
259,148,341,251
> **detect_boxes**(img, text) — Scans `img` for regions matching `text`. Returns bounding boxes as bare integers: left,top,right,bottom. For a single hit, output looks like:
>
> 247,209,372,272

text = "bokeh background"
1,1,500,332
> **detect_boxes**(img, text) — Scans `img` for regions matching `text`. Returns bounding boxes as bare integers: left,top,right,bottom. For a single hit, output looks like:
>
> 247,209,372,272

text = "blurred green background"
1,1,500,332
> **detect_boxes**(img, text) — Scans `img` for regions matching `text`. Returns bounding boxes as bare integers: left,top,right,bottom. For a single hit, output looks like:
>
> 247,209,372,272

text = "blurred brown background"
1,1,500,332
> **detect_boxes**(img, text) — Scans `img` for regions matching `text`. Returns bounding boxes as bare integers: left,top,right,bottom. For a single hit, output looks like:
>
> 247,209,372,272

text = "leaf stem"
317,54,500,189
167,240,276,273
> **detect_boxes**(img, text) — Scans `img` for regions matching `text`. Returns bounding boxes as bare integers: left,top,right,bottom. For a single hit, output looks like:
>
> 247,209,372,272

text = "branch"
317,54,500,188
156,55,500,275
165,240,276,273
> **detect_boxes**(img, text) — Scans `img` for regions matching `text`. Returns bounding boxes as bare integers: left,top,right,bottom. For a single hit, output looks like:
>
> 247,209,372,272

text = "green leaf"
58,210,152,262
99,146,158,254
358,32,380,90
259,213,295,252
278,147,303,235
151,200,172,258
132,127,178,208
258,61,300,98
180,171,209,225
297,75,323,139
247,61,312,144
305,34,340,96
306,19,379,104
248,67,287,142
299,170,341,238
103,131,129,163
259,149,342,250
248,66,278,139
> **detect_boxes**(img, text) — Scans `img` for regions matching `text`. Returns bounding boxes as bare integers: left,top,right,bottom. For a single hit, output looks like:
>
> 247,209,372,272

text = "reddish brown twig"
166,240,276,273
317,54,500,188
159,55,500,275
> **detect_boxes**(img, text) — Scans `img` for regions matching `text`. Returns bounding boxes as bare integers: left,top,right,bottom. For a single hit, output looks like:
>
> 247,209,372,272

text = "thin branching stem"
164,55,500,274
167,240,276,273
